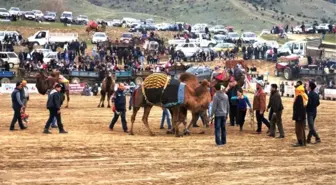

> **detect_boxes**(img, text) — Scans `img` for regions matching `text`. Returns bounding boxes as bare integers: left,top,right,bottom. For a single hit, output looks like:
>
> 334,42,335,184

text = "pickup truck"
28,30,78,46
168,33,217,47
0,68,15,84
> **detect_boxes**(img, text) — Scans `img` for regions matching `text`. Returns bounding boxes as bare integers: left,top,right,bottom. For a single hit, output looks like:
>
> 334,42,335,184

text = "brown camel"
130,73,211,137
97,73,115,108
35,71,70,108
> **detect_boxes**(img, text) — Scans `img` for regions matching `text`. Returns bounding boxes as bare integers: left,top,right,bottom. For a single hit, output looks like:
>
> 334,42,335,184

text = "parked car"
0,31,20,42
185,66,212,81
129,24,155,32
175,43,201,59
0,52,20,68
241,32,257,43
32,10,43,19
227,32,240,42
315,24,330,33
304,24,315,33
92,32,108,44
213,34,227,43
108,19,122,27
43,11,56,22
120,32,134,43
212,42,236,52
293,26,303,34
155,23,170,31
0,8,10,18
9,7,21,16
209,25,227,34
30,48,53,57
28,30,78,46
43,52,58,64
76,15,88,25
60,11,73,23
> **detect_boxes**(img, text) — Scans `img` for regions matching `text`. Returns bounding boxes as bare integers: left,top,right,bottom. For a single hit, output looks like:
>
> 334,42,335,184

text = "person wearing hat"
267,84,285,138
109,83,128,133
43,83,67,134
293,83,307,147
253,80,270,133
10,82,27,131
21,80,29,106
306,81,321,144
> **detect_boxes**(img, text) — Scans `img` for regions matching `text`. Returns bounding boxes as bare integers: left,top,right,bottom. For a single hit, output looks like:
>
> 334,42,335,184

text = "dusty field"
0,93,335,185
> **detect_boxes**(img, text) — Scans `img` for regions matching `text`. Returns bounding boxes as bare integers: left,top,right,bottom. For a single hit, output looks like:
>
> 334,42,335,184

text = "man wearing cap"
43,83,68,134
21,80,29,106
306,81,321,144
10,82,27,131
253,80,270,133
267,84,285,138
109,83,128,133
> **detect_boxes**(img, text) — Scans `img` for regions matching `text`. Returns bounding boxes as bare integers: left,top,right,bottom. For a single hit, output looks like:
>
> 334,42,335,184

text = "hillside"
0,0,335,30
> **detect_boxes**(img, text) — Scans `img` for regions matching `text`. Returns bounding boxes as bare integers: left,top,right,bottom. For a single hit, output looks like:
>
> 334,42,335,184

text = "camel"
97,72,115,108
130,73,211,137
35,71,70,108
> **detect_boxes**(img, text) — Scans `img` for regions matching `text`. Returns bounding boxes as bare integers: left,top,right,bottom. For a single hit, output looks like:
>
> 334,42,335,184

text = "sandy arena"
0,93,335,184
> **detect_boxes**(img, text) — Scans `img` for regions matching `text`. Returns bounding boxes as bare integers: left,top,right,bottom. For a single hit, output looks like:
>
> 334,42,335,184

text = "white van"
122,17,137,28
60,11,73,23
0,31,20,42
0,52,20,68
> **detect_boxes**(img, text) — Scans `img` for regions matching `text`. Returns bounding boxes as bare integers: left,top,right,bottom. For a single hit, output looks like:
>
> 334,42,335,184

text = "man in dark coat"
225,78,239,126
10,82,27,131
280,82,285,96
43,84,68,134
306,82,321,144
109,83,128,133
267,84,285,138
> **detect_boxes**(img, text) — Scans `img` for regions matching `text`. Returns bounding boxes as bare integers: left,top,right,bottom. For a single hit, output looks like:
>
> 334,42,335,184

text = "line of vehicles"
0,7,89,25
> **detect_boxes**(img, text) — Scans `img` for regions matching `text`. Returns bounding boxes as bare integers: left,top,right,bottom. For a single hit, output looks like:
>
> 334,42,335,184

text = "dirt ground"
0,93,335,185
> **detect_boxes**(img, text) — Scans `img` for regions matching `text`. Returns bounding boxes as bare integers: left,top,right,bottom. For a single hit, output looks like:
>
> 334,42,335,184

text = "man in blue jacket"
10,82,27,131
306,82,321,144
43,84,68,134
109,83,128,133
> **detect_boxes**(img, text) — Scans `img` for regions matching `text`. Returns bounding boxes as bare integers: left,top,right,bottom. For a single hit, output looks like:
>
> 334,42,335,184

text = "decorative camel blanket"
142,73,185,107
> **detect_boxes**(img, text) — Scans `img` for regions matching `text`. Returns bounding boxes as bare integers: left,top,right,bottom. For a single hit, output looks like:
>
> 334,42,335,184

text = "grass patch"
260,34,292,45
323,34,336,44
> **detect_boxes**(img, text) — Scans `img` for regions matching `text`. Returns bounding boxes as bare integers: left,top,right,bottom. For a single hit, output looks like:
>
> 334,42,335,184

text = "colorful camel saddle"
142,73,185,107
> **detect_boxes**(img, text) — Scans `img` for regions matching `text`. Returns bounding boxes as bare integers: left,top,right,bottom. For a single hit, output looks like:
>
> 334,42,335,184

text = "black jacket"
306,91,320,113
267,90,284,112
227,86,238,106
113,89,126,112
11,88,24,109
293,95,306,121
47,89,61,110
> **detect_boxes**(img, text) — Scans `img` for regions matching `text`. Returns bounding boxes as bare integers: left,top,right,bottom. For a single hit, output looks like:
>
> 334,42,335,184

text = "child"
21,107,29,126
231,88,252,131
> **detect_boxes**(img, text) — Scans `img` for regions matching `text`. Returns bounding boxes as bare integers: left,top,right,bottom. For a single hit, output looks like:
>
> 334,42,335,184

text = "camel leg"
171,107,182,137
184,112,198,135
142,105,155,136
65,91,70,108
130,107,140,135
107,91,112,108
101,91,106,108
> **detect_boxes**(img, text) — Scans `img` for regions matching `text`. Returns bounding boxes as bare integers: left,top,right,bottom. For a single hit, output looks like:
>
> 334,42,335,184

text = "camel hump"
143,73,169,89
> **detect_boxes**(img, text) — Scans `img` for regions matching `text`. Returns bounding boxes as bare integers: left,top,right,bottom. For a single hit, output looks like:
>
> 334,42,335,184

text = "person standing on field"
10,82,27,131
21,80,29,106
253,80,270,133
293,84,308,147
211,84,230,146
230,88,252,131
267,84,285,138
109,83,128,133
43,84,68,134
306,82,321,144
